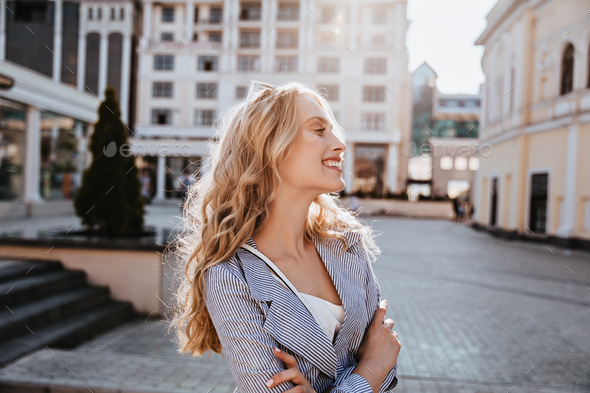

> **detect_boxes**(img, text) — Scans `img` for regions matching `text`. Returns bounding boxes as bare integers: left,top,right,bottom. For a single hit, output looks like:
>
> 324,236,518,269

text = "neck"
253,187,317,261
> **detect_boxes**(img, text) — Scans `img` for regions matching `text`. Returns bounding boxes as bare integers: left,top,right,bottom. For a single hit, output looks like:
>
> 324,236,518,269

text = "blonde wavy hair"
165,80,382,358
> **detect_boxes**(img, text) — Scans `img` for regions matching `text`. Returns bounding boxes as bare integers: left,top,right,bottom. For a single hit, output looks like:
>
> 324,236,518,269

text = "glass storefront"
40,110,85,200
353,144,386,196
0,98,26,201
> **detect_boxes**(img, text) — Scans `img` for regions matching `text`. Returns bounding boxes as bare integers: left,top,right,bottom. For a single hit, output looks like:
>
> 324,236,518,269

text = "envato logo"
403,141,493,158
103,142,198,157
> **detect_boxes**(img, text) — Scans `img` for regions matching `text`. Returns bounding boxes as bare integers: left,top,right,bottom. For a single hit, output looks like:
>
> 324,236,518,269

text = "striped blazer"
204,230,399,393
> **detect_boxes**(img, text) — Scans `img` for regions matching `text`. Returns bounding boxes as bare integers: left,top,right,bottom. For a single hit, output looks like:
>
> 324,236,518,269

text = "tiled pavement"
1,216,589,392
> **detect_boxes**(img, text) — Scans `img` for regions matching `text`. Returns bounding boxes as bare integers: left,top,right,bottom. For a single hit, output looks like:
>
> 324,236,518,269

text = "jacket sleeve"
204,264,296,392
332,233,399,392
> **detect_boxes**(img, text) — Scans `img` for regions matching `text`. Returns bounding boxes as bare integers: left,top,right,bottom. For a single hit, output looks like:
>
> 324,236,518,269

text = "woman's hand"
267,347,317,392
355,299,401,374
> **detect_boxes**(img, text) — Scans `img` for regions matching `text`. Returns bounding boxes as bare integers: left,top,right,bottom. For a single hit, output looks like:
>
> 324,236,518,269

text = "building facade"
0,0,140,219
408,61,480,201
134,0,412,201
473,0,590,247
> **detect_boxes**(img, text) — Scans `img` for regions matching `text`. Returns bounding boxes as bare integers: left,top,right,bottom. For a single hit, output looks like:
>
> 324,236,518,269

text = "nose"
329,133,346,154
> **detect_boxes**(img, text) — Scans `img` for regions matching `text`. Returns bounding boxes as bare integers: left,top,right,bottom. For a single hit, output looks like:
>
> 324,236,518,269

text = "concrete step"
0,269,87,308
0,300,135,367
0,286,110,345
0,259,63,284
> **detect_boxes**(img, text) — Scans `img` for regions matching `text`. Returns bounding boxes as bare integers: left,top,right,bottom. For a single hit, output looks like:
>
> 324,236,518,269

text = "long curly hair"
165,80,381,358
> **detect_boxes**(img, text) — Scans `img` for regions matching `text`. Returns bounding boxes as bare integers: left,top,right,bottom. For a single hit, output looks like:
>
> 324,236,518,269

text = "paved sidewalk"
1,215,589,392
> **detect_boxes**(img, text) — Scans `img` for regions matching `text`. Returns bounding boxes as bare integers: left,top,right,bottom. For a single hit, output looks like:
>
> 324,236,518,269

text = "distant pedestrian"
458,203,465,223
139,169,152,204
452,198,459,222
350,195,359,212
178,172,192,210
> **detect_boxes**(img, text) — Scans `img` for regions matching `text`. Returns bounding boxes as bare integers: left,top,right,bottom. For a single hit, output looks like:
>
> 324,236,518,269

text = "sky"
406,0,499,95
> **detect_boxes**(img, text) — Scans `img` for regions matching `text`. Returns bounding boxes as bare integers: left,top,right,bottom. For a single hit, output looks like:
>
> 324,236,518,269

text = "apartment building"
473,0,590,248
134,0,412,201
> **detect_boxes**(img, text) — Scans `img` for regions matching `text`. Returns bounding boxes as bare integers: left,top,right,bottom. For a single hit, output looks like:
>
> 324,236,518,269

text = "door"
529,173,548,233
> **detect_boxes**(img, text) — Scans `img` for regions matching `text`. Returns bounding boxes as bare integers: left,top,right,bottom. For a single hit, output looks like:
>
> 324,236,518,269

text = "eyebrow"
304,116,331,126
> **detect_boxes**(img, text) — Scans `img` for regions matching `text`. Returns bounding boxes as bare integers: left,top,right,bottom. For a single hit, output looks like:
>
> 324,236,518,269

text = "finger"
267,367,303,388
384,319,394,330
283,387,306,393
272,347,298,369
372,299,387,326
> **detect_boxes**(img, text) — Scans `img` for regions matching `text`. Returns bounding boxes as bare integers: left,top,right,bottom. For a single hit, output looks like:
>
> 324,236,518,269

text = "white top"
270,273,345,342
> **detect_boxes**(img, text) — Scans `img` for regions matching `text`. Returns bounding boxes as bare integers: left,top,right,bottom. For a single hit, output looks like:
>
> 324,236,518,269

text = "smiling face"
277,94,347,196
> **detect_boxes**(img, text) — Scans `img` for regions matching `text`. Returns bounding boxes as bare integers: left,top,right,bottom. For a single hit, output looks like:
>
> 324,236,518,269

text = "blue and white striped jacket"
204,230,399,393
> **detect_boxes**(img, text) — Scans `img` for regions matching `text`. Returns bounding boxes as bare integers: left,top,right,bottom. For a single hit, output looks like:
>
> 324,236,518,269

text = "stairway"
0,258,135,367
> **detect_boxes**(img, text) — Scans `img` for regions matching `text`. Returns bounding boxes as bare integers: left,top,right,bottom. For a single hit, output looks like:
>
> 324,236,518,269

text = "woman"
167,81,401,393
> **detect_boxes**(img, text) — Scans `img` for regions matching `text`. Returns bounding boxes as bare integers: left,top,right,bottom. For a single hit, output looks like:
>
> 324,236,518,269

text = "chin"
322,179,345,194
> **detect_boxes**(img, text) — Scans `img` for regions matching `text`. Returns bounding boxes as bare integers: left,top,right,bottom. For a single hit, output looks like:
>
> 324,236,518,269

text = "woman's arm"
205,264,297,392
332,233,398,392
362,244,399,392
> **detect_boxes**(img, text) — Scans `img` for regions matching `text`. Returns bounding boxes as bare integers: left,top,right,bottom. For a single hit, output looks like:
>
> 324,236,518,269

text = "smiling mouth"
322,160,342,171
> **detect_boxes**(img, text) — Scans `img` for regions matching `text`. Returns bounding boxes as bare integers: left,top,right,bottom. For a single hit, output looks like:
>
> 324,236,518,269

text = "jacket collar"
235,232,364,379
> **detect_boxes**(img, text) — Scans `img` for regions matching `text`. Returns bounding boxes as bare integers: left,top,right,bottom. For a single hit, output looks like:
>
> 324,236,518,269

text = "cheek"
280,134,324,179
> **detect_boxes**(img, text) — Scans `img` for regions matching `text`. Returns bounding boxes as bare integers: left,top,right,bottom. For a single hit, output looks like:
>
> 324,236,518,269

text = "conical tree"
74,86,145,237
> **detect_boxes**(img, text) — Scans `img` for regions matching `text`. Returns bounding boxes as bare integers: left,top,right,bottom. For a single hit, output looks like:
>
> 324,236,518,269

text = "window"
196,110,216,126
88,7,93,20
154,55,174,70
195,7,200,22
240,31,260,48
321,7,336,23
468,157,480,171
318,85,339,101
447,180,470,200
363,86,385,102
161,33,174,41
372,8,386,24
440,156,453,170
197,83,217,99
236,86,247,99
119,7,124,20
97,7,102,19
210,8,222,23
318,57,339,73
193,33,199,42
152,109,172,125
240,2,261,20
209,33,222,43
162,7,174,22
454,156,468,170
278,3,299,20
560,43,574,95
153,82,173,97
362,113,385,130
198,56,218,71
110,7,116,20
277,31,298,48
238,55,260,71
365,58,386,74
275,56,297,72
372,35,385,45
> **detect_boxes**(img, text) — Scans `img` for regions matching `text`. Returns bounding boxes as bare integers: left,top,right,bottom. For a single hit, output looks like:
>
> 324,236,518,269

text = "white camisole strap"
239,243,344,342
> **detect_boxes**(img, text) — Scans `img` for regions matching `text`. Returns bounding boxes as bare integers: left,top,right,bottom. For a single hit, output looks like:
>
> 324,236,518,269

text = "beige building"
134,0,413,201
473,0,590,248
